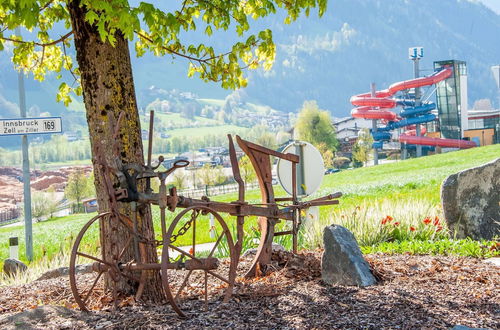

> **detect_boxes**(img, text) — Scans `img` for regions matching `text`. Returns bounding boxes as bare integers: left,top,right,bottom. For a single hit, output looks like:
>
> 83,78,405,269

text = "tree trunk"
67,1,163,302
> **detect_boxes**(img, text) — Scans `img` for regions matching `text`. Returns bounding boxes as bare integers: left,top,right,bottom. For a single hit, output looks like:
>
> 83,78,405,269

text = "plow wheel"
161,206,237,318
69,212,147,311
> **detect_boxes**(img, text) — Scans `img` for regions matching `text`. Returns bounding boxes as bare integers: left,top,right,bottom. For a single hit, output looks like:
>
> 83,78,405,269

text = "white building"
333,117,372,140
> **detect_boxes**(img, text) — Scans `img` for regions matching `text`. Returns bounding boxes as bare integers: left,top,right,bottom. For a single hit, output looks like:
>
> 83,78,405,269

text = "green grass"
142,112,220,127
362,238,499,258
0,214,94,271
167,125,248,138
1,145,498,284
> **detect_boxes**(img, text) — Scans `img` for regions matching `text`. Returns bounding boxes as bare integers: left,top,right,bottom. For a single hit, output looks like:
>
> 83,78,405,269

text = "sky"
478,0,500,14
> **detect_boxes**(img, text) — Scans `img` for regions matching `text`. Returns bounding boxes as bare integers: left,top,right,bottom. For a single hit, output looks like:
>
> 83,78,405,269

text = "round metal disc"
277,141,325,196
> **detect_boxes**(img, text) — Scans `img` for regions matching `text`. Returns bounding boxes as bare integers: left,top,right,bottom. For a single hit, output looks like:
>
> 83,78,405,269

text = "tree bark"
67,0,163,302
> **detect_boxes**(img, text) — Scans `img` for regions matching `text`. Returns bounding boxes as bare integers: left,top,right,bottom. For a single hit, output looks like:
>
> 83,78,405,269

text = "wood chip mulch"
0,252,498,329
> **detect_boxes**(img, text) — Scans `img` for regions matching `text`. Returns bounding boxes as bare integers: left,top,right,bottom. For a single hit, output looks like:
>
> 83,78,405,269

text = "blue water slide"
372,141,384,149
400,103,436,118
371,131,392,141
386,113,436,130
396,99,416,107
404,144,436,152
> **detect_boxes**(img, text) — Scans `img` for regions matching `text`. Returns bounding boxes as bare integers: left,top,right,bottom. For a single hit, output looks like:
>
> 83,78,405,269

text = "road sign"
0,117,62,136
277,141,325,197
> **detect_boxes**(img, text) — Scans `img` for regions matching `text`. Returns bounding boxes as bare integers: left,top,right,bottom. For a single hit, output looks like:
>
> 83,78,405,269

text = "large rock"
36,264,93,281
321,225,376,287
0,306,87,330
441,158,500,240
2,258,27,277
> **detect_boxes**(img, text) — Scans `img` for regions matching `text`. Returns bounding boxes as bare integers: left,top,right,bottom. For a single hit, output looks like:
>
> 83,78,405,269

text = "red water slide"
400,135,476,149
350,68,453,119
350,67,477,149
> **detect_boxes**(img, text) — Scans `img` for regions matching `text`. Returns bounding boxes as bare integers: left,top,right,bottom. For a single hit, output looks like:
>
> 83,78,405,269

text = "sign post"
0,117,62,262
409,47,424,157
0,117,63,136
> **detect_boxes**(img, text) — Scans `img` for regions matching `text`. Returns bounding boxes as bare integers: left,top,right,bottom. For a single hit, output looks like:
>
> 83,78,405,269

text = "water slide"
350,67,477,149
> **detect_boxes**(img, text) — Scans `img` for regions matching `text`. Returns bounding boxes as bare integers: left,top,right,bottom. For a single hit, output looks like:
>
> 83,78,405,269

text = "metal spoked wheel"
161,206,237,317
69,212,146,311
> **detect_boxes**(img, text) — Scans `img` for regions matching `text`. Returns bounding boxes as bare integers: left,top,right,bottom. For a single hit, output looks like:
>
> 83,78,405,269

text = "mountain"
0,0,499,134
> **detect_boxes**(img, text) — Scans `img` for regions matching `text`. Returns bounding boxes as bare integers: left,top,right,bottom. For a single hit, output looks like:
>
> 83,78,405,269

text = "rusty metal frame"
70,110,342,317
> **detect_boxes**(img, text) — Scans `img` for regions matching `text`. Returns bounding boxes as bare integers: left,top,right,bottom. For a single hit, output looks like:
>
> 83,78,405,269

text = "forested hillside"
0,0,498,143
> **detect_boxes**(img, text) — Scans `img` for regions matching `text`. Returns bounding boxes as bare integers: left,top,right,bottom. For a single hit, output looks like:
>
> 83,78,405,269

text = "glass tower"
434,60,467,139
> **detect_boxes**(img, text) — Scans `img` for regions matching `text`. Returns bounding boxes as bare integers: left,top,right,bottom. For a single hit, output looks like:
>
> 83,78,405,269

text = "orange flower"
436,225,443,232
381,215,393,225
433,216,440,226
410,226,416,231
393,222,400,227
423,217,432,225
189,247,194,255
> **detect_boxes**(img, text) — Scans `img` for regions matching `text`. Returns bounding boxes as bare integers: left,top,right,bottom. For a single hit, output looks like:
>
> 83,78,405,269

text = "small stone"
95,321,113,329
242,243,285,258
441,158,500,240
321,225,376,287
451,325,491,330
483,258,500,267
2,258,28,277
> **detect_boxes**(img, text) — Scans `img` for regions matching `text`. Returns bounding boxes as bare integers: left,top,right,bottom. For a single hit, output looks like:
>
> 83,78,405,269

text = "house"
82,198,98,213
333,117,372,140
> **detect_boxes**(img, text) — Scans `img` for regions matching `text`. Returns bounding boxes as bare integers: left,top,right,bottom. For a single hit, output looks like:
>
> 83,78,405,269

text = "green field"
167,124,248,138
142,112,220,128
1,144,499,281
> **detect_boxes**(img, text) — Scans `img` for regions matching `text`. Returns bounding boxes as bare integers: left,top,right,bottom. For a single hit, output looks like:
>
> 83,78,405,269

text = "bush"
332,157,350,169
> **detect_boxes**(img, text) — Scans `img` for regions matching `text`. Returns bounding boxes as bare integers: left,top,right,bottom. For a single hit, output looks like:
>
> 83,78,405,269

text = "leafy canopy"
295,100,338,151
0,0,327,104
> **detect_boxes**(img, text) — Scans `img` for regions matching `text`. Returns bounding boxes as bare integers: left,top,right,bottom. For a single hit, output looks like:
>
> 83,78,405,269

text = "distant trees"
247,125,278,150
196,164,227,186
318,143,334,168
295,101,338,152
172,171,188,190
239,155,257,184
352,128,373,167
64,170,94,211
31,192,57,222
332,157,351,169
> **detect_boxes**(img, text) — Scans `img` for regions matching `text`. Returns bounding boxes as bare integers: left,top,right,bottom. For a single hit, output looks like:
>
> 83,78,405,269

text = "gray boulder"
321,225,376,287
441,158,500,240
2,258,28,277
36,263,93,281
242,243,285,258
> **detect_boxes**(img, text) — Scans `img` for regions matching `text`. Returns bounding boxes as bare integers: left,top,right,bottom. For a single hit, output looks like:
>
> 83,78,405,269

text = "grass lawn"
0,214,94,271
1,144,498,278
141,112,220,128
167,125,248,138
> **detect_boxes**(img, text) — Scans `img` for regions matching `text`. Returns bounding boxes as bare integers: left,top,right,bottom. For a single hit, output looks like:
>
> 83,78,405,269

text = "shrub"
332,157,351,169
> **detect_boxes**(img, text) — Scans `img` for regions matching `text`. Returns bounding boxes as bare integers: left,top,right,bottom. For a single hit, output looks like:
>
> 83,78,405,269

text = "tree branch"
40,0,55,12
62,40,80,84
0,30,73,47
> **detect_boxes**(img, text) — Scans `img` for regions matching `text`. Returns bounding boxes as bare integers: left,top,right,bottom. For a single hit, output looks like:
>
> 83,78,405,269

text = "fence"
0,207,20,224
178,182,260,199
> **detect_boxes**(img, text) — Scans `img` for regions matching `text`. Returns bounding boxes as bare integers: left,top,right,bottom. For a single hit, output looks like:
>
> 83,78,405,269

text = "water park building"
347,56,499,156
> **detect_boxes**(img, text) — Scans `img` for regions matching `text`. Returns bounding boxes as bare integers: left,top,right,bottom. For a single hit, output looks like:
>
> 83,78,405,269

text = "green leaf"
205,25,212,36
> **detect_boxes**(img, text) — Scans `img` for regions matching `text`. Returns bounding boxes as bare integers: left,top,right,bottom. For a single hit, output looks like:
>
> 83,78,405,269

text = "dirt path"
0,253,498,329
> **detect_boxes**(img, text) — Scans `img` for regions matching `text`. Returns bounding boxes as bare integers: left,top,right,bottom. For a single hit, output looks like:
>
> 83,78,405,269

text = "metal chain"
169,209,200,244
